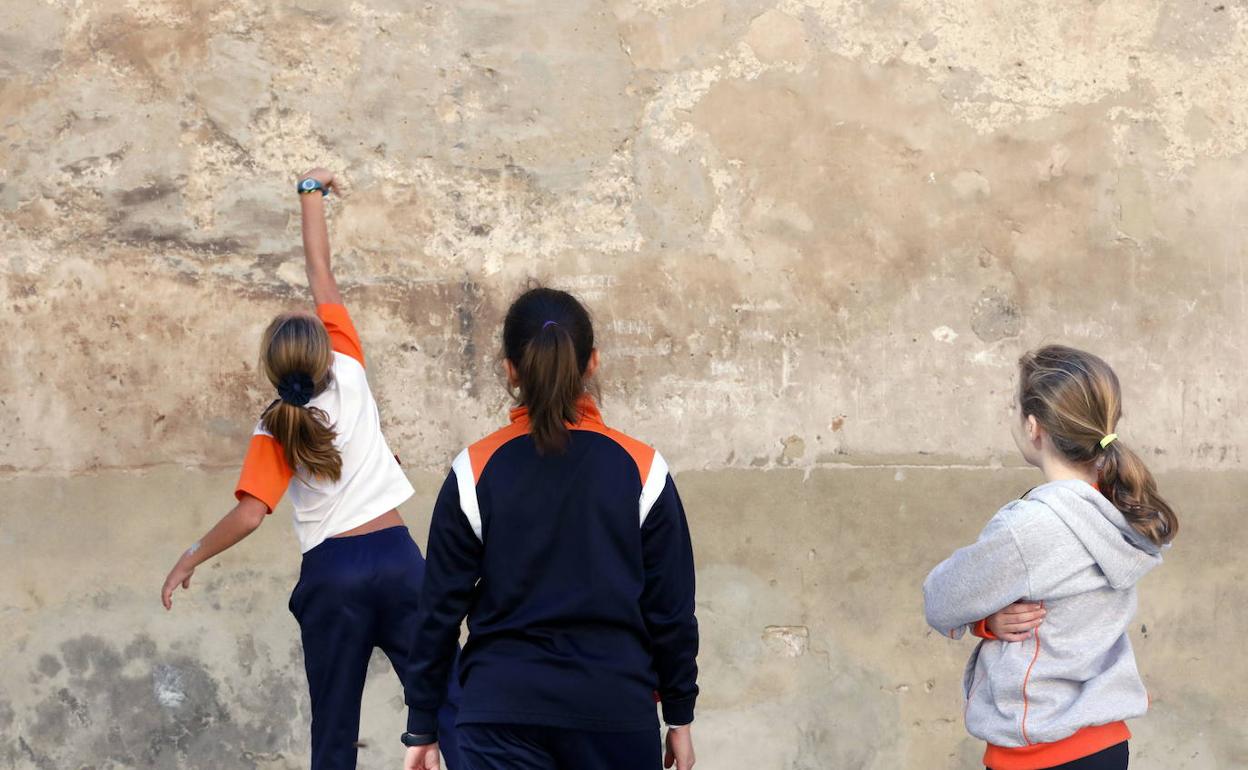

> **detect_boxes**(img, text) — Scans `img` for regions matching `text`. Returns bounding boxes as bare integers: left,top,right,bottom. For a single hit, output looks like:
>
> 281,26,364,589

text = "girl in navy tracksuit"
160,168,459,770
400,288,700,770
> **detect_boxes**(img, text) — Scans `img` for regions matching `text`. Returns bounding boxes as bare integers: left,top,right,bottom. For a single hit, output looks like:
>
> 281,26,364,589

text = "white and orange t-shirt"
235,303,413,553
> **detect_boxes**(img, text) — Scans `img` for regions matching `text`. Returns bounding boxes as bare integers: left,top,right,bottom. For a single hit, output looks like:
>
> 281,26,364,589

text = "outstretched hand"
986,601,1045,642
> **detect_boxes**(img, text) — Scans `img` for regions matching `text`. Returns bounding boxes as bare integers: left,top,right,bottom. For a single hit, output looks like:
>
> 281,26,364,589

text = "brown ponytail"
1018,345,1177,546
503,288,595,455
1098,441,1177,546
259,313,342,481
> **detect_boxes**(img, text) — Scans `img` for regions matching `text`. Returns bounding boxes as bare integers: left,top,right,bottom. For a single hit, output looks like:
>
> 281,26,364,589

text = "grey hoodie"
923,479,1163,748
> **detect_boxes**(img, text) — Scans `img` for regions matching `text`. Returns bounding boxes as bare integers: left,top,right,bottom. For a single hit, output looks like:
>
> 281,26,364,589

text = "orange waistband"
984,722,1130,770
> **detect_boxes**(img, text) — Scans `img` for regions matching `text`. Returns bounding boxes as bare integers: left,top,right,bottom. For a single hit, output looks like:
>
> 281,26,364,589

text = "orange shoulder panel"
466,406,656,487
467,421,531,484
575,425,656,486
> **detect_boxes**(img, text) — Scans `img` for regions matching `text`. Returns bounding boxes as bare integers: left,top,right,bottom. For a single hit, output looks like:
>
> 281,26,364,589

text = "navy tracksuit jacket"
404,396,699,739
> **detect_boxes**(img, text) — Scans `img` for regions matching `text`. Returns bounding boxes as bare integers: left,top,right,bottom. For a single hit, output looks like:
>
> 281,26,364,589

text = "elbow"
236,500,269,531
921,573,950,633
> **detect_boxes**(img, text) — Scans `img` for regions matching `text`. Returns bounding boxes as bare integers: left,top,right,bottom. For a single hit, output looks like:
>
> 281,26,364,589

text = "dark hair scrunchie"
277,372,315,407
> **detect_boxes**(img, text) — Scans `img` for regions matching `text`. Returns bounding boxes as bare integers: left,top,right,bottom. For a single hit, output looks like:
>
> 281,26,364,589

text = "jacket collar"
509,394,604,428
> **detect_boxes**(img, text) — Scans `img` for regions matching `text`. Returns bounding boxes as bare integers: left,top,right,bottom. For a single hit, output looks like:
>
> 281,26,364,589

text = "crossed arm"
924,512,1046,642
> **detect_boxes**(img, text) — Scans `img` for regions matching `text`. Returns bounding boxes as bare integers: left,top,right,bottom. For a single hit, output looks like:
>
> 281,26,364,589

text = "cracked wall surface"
2,0,1246,768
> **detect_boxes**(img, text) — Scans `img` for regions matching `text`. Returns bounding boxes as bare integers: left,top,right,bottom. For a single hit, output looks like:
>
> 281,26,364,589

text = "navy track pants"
458,724,661,770
290,525,461,770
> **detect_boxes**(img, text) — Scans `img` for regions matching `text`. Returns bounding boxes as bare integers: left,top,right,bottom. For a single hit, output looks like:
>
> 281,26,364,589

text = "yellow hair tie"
1100,433,1118,449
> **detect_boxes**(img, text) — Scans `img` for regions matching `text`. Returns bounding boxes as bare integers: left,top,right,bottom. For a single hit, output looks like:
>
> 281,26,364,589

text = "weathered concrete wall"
2,0,1246,767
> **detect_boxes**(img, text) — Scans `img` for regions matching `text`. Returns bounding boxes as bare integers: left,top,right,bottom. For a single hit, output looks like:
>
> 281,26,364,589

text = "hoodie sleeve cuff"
406,708,438,735
971,619,998,640
661,697,696,726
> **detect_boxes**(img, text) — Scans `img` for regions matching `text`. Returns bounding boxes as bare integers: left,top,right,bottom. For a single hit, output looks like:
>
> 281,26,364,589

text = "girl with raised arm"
400,288,699,770
160,168,459,770
924,345,1178,770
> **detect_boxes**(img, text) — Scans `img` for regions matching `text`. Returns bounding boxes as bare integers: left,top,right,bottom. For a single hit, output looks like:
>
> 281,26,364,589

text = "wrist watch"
297,178,329,196
401,731,437,747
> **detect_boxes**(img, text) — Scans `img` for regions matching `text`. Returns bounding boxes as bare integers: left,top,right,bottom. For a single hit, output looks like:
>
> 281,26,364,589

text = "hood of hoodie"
1025,479,1163,590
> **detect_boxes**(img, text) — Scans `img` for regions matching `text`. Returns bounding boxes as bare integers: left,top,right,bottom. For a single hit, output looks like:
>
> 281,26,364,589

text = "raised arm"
297,167,342,307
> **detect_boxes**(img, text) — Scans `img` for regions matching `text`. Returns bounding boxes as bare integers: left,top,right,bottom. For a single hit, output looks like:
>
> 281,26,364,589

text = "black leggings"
988,741,1128,770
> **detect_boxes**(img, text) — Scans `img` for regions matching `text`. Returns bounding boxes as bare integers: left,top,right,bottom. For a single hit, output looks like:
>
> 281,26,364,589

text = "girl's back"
402,287,699,770
924,345,1177,770
164,168,462,770
238,305,413,552
446,397,689,730
929,480,1161,750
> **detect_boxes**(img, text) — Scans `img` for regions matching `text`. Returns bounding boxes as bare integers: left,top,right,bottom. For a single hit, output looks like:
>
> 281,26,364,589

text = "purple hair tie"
542,320,559,330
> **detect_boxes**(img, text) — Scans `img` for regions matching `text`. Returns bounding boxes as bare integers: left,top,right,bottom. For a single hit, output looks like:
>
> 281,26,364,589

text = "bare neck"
1039,453,1098,487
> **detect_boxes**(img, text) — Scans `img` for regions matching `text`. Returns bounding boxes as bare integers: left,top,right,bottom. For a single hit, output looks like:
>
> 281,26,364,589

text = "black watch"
401,731,437,747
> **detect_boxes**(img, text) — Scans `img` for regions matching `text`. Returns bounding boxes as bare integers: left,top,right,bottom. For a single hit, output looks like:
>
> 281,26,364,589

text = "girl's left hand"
986,601,1045,641
161,557,195,610
404,744,440,769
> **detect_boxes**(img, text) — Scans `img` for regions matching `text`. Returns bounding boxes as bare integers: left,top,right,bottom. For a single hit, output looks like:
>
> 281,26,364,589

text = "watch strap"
297,178,328,196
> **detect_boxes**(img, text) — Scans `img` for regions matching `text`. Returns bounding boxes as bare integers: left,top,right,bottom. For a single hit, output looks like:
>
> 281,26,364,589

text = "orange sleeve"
971,619,999,640
235,434,293,513
316,303,364,366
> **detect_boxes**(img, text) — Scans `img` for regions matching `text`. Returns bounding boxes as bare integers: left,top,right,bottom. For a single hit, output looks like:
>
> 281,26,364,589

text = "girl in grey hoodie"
924,346,1178,770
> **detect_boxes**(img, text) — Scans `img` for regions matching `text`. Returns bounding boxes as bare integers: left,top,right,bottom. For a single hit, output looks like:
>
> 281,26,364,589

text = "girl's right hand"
986,601,1045,641
161,556,195,610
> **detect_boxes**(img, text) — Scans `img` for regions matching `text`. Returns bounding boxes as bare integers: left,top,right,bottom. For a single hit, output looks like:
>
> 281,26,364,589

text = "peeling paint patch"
762,625,809,657
970,287,1022,343
780,435,807,462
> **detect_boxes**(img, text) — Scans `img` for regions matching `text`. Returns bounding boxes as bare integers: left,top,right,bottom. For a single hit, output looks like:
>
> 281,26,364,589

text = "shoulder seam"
469,427,531,483
332,349,365,371
599,427,656,482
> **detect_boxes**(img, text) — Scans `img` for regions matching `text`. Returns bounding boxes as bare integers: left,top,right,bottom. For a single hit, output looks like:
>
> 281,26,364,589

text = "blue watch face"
300,179,317,191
